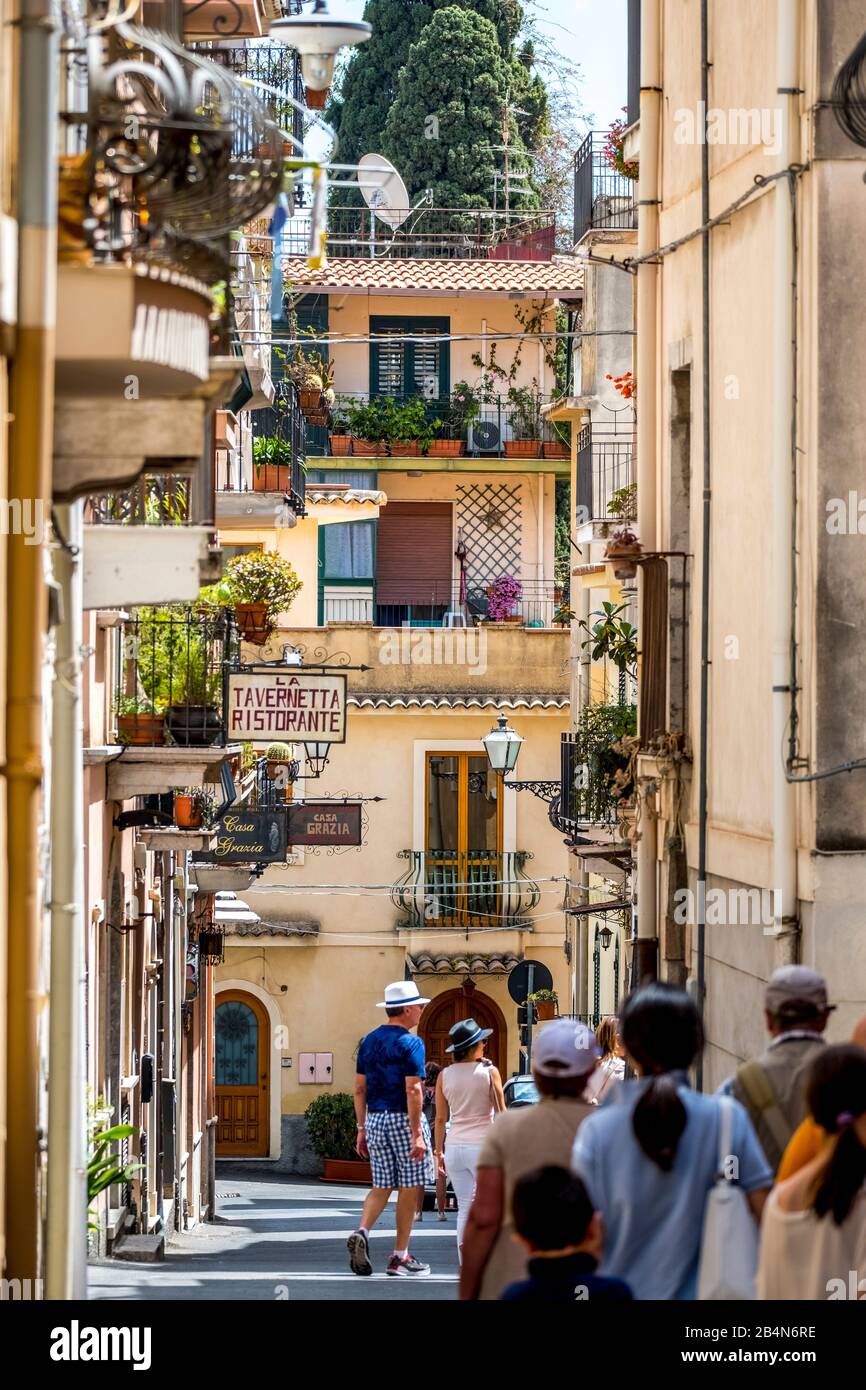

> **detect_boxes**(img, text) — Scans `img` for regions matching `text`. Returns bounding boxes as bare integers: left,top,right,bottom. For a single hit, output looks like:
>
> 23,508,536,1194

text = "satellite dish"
358,153,411,229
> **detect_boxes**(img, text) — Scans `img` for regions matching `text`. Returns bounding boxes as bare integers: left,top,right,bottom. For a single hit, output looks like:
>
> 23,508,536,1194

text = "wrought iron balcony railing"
573,132,637,246
217,380,307,514
282,206,558,261
363,580,570,630
308,391,570,459
87,474,192,526
114,607,236,748
392,850,540,931
556,717,636,837
576,423,635,522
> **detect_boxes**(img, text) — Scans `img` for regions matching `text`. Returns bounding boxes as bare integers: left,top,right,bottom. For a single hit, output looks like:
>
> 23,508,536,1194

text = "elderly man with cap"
459,1019,600,1300
347,980,433,1278
717,965,834,1174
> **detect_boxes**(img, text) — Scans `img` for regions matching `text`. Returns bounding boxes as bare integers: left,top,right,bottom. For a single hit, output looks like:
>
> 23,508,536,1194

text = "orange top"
776,1116,828,1182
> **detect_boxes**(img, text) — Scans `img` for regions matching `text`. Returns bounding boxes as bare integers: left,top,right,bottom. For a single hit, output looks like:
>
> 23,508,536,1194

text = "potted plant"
505,383,544,457
174,788,204,829
253,436,293,493
527,989,558,1021
304,1092,372,1184
348,397,389,456
487,573,524,623
544,421,570,459
329,399,352,456
604,526,643,581
428,381,475,456
165,640,225,747
223,549,303,646
266,742,298,799
114,694,166,746
389,396,436,457
287,347,323,414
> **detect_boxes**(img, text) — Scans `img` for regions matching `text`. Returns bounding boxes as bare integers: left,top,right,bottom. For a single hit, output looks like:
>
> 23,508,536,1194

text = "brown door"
215,991,270,1157
420,987,506,1073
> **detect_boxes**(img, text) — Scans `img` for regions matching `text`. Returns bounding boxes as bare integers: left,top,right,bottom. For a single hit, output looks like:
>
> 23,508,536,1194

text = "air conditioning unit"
468,420,502,455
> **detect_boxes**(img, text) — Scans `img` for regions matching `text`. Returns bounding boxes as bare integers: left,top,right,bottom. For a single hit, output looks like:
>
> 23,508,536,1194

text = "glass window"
215,1000,259,1086
322,520,375,580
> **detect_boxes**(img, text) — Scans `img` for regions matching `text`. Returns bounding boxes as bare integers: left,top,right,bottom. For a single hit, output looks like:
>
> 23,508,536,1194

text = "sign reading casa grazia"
227,671,348,744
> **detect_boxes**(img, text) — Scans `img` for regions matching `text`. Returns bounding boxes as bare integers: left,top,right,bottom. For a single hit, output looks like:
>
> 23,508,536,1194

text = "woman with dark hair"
758,1045,866,1299
570,982,772,1300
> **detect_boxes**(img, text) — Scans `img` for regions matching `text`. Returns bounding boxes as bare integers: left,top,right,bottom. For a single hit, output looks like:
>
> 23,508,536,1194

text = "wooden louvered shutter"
376,501,453,604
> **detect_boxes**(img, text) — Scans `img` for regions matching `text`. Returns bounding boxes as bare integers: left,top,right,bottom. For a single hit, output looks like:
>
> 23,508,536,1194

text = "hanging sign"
287,802,363,847
227,670,347,745
199,809,288,863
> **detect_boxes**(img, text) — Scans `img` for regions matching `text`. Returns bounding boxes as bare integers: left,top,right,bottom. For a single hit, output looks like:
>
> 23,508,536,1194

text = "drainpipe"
574,580,592,1018
5,0,58,1282
45,502,87,1298
634,0,661,982
771,0,800,964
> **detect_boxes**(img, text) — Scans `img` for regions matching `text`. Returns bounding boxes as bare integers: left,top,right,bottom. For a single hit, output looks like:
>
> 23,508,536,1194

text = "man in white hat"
347,980,433,1277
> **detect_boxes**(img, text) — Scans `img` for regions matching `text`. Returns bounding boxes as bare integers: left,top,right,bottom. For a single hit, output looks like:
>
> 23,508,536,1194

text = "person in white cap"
459,1018,600,1300
717,965,834,1174
347,980,433,1278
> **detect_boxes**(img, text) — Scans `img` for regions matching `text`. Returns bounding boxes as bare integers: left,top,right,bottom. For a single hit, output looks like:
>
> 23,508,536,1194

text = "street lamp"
482,714,524,777
303,740,331,777
598,922,614,952
270,2,372,106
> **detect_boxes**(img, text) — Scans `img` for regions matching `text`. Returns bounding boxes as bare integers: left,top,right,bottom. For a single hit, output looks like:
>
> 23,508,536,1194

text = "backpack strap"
717,1096,734,1178
735,1060,792,1155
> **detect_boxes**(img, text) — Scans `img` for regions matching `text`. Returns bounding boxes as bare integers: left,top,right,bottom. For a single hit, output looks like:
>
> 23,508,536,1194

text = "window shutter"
375,501,453,604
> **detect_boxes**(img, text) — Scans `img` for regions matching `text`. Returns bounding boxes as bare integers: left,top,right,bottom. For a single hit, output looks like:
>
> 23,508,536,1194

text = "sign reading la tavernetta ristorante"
200,809,288,863
287,803,363,847
226,671,347,745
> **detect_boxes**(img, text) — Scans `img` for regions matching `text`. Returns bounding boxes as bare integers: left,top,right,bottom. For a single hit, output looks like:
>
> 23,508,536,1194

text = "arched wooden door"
420,986,506,1073
215,991,270,1157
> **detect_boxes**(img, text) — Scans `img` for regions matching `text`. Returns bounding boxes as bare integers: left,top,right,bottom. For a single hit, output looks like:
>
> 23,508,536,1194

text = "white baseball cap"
376,980,431,1009
533,1019,601,1077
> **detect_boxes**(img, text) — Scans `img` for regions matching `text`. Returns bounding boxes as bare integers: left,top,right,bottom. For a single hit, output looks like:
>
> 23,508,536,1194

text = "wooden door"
215,991,270,1157
420,987,506,1073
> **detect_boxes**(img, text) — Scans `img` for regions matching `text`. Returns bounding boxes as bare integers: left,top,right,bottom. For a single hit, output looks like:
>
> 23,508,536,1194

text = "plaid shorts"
365,1111,434,1189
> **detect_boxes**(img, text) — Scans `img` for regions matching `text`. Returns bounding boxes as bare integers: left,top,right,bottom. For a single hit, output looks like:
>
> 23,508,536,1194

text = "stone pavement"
89,1172,460,1302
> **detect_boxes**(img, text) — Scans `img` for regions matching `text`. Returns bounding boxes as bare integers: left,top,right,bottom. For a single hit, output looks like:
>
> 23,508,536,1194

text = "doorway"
215,990,270,1157
420,986,507,1073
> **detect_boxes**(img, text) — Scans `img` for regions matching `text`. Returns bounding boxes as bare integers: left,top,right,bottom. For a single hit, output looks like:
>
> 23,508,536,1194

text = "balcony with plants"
314,383,570,464
557,702,638,843
391,850,541,932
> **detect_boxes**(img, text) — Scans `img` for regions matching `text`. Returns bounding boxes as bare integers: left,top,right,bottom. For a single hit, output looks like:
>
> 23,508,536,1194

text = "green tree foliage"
382,7,539,207
328,0,434,170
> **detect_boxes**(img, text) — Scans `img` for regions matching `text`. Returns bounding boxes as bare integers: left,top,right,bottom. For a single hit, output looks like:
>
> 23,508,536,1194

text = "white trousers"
444,1142,483,1260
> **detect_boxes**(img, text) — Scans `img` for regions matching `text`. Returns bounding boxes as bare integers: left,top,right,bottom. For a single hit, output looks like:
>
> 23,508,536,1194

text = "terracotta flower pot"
116,713,165,746
427,439,465,457
505,440,543,458
604,541,643,581
543,440,569,458
320,1157,373,1185
253,464,287,492
351,438,383,456
329,434,352,456
305,85,329,111
235,601,271,645
175,794,202,830
534,1001,557,1021
299,388,323,413
389,440,419,456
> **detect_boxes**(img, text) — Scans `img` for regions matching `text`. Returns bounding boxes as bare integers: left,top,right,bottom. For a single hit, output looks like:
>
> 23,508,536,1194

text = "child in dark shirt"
500,1166,633,1302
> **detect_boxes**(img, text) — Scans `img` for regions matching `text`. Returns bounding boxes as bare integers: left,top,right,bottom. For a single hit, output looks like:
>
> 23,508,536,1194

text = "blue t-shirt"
571,1079,772,1300
356,1025,426,1113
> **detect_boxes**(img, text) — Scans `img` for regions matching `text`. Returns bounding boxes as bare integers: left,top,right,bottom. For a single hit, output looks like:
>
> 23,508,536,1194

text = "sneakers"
386,1253,431,1278
347,1229,372,1276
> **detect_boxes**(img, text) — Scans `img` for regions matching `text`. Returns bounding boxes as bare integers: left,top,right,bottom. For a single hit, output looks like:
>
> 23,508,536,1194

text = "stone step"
112,1234,165,1263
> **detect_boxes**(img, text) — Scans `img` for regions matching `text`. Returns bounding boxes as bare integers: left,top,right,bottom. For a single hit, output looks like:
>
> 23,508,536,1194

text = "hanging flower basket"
299,388,323,413
235,601,272,645
305,86,329,111
604,528,643,581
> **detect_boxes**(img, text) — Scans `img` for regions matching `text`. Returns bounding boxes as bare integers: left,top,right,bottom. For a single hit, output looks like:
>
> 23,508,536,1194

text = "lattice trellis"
456,483,523,587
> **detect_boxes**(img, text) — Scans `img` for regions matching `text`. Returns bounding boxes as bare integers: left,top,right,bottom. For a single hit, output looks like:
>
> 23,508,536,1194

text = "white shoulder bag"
696,1096,759,1300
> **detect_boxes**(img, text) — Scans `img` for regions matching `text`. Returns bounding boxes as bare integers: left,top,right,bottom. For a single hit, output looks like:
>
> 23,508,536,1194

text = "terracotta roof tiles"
282,256,583,299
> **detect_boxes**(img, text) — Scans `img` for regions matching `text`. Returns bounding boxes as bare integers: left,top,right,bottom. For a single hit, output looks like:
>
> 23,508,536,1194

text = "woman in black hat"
434,1018,506,1262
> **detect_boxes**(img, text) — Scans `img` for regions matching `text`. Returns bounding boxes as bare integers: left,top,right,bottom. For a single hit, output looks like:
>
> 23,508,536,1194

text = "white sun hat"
376,980,432,1009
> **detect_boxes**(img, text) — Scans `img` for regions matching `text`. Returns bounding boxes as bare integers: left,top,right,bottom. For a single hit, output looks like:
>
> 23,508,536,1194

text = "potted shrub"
287,347,323,414
348,397,390,456
174,788,204,829
165,641,224,747
527,988,558,1022
114,695,166,746
389,396,436,457
223,549,303,646
329,399,352,456
487,573,524,623
253,436,293,493
604,526,643,581
266,742,298,800
305,1092,372,1184
505,383,544,457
